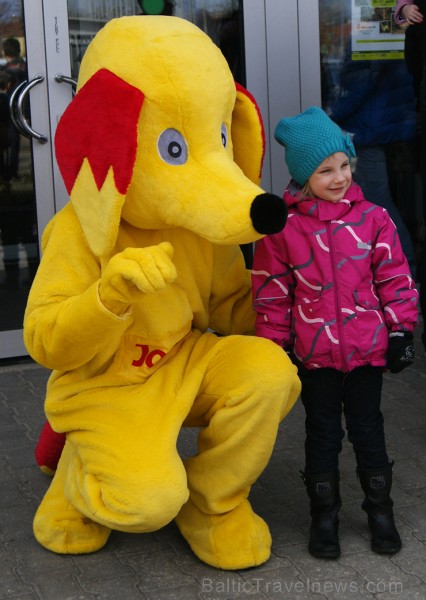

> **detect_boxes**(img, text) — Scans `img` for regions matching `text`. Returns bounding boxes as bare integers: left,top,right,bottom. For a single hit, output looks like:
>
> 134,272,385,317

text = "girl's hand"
386,332,415,373
401,4,424,24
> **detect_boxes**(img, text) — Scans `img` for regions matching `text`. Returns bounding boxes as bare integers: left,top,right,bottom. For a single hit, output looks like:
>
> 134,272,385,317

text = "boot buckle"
370,475,386,489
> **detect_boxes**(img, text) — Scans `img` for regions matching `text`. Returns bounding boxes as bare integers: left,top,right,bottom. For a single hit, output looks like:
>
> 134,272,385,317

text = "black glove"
386,331,415,373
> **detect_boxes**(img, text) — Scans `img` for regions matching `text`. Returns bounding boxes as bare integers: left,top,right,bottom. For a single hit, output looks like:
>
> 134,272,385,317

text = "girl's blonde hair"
300,180,313,199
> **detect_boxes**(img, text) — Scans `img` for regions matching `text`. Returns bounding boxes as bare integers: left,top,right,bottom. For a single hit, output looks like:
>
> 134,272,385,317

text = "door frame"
244,0,321,197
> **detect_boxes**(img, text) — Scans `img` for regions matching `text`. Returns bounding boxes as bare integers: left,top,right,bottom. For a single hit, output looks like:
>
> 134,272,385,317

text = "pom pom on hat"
274,106,356,186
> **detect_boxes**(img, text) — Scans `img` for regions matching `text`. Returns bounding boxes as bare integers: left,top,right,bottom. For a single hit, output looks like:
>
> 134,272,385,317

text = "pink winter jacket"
252,182,418,372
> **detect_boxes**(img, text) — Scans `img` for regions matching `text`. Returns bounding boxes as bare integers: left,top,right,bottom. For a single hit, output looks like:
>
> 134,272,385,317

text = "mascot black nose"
250,193,288,235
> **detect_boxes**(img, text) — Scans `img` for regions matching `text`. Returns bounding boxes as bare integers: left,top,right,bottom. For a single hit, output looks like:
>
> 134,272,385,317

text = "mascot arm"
98,242,176,316
208,245,255,336
23,211,132,371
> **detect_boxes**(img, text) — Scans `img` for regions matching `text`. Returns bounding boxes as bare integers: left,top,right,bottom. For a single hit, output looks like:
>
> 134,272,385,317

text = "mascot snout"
250,192,288,235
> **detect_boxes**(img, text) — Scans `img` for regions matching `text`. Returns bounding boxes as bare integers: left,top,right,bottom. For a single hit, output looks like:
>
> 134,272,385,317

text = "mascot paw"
33,500,111,554
175,498,271,570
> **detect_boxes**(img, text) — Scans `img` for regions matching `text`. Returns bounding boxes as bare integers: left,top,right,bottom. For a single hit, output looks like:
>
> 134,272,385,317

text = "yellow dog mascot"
24,16,300,570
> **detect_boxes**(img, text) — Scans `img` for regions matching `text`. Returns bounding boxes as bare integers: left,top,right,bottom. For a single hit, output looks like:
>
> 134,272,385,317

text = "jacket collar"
283,180,364,221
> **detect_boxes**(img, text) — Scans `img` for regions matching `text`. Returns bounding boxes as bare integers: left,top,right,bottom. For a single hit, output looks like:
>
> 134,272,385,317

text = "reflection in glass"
319,0,422,282
0,0,39,332
67,0,245,84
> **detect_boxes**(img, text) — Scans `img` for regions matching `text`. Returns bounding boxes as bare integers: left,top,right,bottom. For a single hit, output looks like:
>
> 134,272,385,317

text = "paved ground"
0,324,425,600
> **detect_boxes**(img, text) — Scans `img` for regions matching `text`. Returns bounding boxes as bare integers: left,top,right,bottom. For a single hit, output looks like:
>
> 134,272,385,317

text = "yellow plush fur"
24,16,300,569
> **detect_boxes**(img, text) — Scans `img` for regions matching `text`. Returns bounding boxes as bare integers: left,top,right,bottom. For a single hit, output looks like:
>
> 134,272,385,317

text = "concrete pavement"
0,324,425,600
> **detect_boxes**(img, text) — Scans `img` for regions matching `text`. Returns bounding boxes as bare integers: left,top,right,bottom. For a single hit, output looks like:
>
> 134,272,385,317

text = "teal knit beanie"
274,106,356,186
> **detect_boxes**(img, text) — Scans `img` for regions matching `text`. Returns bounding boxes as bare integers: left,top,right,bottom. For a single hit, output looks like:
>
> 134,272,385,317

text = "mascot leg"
38,376,191,550
33,440,111,554
175,335,301,570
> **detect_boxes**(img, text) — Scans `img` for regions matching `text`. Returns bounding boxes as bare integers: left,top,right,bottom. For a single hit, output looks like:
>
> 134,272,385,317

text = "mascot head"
55,16,287,259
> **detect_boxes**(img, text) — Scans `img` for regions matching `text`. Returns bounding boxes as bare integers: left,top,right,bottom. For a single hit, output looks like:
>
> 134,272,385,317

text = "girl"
252,107,418,559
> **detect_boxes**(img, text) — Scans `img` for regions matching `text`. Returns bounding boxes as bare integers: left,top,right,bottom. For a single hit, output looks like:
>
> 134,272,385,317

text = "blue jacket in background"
329,59,417,147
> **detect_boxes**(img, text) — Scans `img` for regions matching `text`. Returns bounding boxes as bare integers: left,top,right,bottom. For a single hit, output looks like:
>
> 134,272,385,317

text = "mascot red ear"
232,82,266,185
54,69,144,260
55,68,144,196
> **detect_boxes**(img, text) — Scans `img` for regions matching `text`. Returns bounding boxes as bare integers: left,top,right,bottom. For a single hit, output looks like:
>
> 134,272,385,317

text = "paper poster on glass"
351,0,406,60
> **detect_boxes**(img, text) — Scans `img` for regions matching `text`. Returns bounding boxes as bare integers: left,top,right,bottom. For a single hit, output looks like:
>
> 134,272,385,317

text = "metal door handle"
9,79,29,137
9,75,48,144
55,73,77,93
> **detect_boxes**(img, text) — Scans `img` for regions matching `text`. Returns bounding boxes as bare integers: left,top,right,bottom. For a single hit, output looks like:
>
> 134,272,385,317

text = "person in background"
327,48,418,281
252,107,418,559
0,70,11,183
395,0,426,355
0,37,27,181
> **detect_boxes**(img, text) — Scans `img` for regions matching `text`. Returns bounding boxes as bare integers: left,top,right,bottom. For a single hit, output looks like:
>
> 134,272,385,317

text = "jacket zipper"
326,221,348,371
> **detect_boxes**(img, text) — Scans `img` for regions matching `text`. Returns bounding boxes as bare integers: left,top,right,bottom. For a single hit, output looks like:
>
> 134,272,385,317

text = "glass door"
66,1,246,83
0,0,46,358
313,0,422,283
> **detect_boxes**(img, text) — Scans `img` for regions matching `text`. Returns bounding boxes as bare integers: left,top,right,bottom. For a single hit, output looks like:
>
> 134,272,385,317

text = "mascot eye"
221,123,228,148
158,129,188,165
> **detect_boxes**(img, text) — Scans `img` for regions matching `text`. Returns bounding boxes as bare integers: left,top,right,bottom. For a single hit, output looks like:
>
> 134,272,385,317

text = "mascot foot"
175,498,271,570
34,499,111,554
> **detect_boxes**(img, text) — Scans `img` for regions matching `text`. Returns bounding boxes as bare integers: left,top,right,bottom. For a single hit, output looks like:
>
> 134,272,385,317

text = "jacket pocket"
353,289,380,311
293,296,329,362
353,288,387,358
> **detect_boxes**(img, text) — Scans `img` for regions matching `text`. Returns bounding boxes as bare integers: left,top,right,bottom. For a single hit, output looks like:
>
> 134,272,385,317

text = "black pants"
299,365,389,474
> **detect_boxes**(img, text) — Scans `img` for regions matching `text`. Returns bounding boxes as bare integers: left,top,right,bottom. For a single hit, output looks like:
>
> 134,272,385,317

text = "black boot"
302,471,341,559
358,463,402,554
